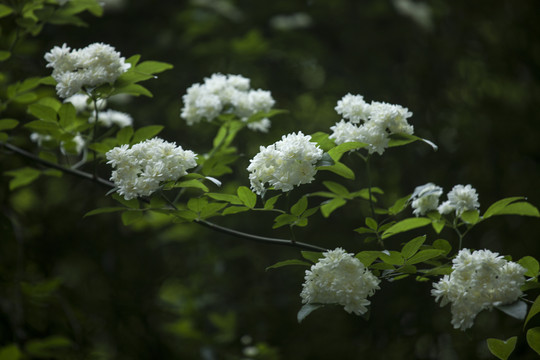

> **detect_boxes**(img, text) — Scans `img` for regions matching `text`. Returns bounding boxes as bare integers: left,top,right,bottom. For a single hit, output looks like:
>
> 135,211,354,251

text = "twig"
1,141,327,252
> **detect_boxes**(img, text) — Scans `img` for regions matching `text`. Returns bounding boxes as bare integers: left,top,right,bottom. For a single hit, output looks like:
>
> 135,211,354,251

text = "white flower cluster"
106,138,198,200
439,184,480,216
180,74,275,132
30,132,85,155
64,94,133,128
410,183,443,216
247,132,323,195
410,183,480,217
301,248,380,315
89,109,133,128
432,248,526,330
45,43,131,98
64,94,107,112
329,93,414,155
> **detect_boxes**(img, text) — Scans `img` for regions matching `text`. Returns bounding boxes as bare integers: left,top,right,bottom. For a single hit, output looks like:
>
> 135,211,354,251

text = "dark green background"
1,0,540,358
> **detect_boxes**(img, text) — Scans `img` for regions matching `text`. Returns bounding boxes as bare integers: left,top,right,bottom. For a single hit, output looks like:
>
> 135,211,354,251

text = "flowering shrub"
1,2,540,359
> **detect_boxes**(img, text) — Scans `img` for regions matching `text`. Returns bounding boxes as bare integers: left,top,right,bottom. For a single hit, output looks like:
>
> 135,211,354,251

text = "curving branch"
1,141,328,252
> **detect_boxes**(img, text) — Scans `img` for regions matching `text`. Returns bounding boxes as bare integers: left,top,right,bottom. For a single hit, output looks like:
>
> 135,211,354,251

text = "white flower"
301,248,380,315
61,133,85,155
180,74,275,131
330,94,414,155
106,138,198,200
45,42,131,98
247,132,323,195
90,109,133,128
335,94,370,124
64,94,107,112
431,248,526,331
30,133,53,146
438,184,480,216
410,182,443,216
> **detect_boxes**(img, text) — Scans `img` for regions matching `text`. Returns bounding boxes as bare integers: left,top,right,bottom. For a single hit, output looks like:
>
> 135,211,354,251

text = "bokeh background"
1,0,540,358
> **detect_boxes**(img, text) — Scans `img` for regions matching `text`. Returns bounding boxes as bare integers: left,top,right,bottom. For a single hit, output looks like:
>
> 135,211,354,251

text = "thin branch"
195,219,327,252
1,141,327,252
1,141,114,188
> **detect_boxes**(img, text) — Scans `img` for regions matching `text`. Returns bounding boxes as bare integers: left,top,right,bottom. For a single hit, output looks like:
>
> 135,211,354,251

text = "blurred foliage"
1,0,540,359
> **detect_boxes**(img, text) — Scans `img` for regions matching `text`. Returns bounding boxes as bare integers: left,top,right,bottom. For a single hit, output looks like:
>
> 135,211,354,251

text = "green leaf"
323,181,349,197
25,336,71,358
432,239,452,255
0,51,11,61
328,141,366,161
176,179,209,192
493,202,540,217
113,83,153,97
431,219,445,234
290,197,308,216
135,60,174,75
221,206,249,215
317,161,355,179
486,336,517,360
527,327,540,356
382,217,432,239
237,186,256,208
355,251,380,267
379,250,404,266
112,193,140,208
131,125,164,144
0,119,18,131
388,194,411,215
121,210,143,225
5,167,40,190
28,103,57,122
496,300,527,320
297,304,323,323
21,278,62,300
401,236,426,259
519,256,540,278
407,249,445,265
200,202,227,218
525,295,540,328
365,217,378,230
264,195,280,209
116,126,133,145
266,259,311,270
483,197,526,218
187,197,208,214
24,120,59,132
58,103,76,128
0,4,14,18
460,210,480,224
301,251,323,264
320,198,346,217
0,133,8,142
272,214,297,229
206,193,242,205
84,207,125,217
310,131,335,151
0,344,22,360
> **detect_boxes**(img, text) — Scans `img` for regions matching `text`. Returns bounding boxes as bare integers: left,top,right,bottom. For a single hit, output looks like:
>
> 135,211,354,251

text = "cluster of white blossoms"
64,94,133,128
410,182,444,216
64,94,107,112
410,183,480,217
30,132,85,155
329,94,414,155
438,184,480,216
45,43,131,98
247,132,323,195
432,248,526,330
180,73,275,132
89,109,133,128
301,248,380,315
106,138,198,200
